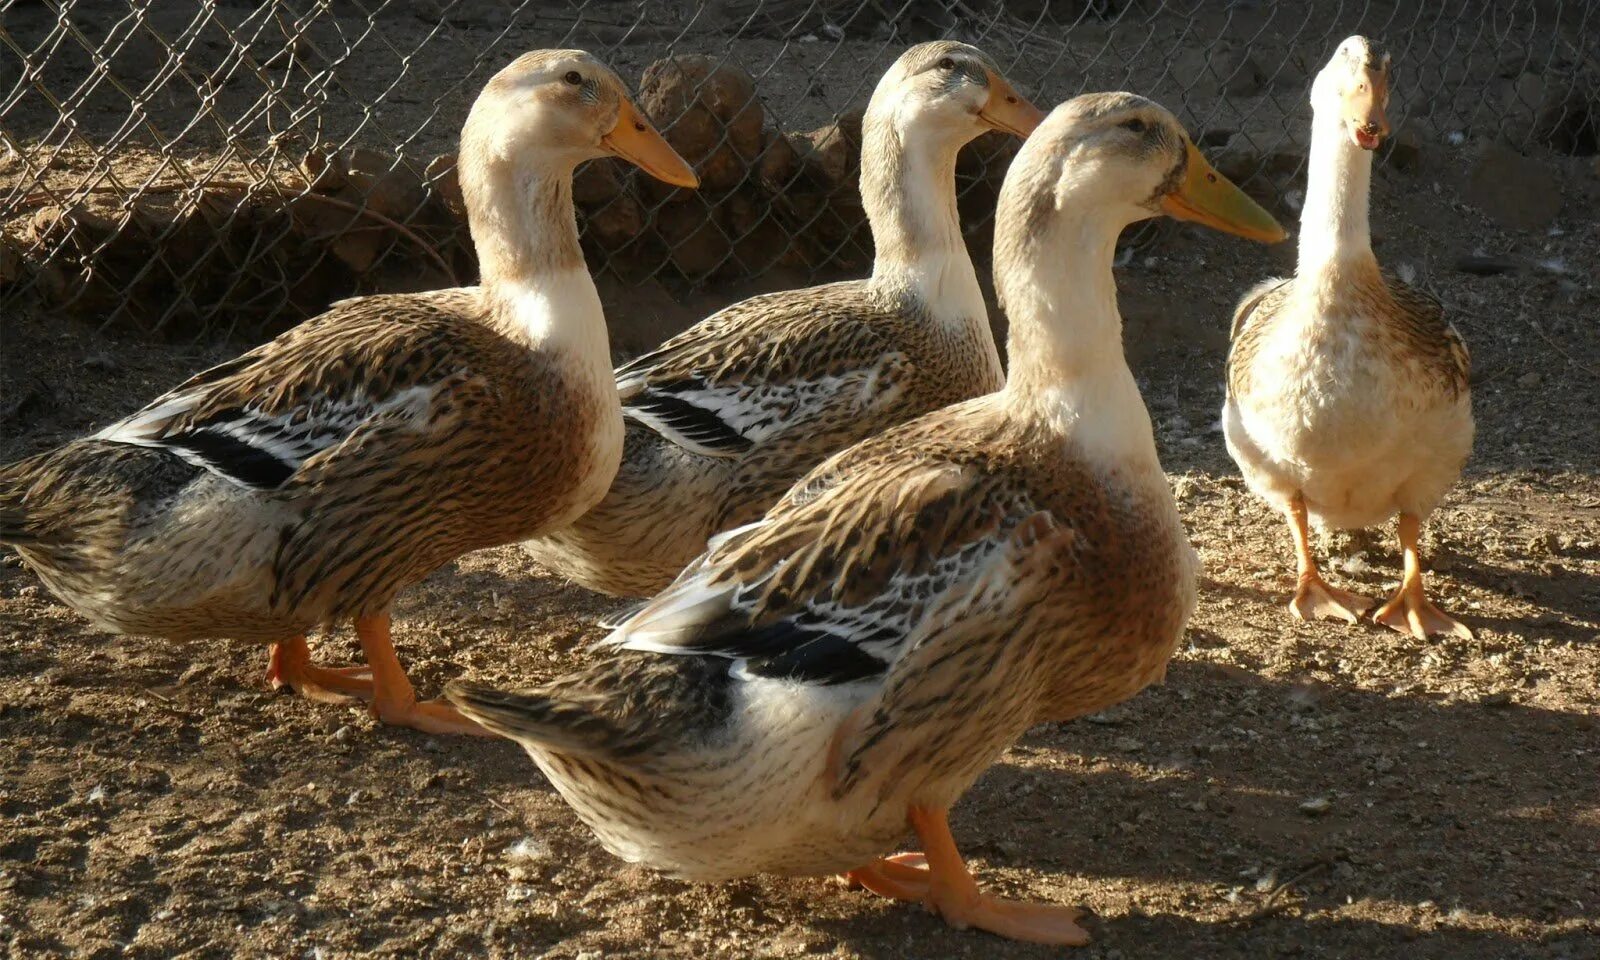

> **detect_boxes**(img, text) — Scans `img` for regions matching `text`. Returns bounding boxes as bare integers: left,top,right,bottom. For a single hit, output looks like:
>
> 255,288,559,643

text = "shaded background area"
0,0,1595,342
1,1,1598,958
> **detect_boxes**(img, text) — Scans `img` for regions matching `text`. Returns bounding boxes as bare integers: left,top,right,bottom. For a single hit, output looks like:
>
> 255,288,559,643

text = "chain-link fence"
0,0,1595,342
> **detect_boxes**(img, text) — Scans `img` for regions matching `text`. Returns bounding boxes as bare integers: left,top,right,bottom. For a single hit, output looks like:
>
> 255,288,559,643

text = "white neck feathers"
1298,109,1376,278
997,209,1157,467
861,116,988,337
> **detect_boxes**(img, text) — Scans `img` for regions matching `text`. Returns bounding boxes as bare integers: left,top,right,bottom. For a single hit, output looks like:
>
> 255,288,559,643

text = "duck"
1223,36,1474,639
448,93,1285,944
0,49,698,736
520,41,1044,598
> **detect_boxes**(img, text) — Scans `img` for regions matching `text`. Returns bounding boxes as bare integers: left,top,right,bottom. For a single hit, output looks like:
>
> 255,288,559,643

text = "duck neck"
862,116,985,328
1000,211,1125,399
1298,110,1378,284
462,154,607,365
997,209,1156,464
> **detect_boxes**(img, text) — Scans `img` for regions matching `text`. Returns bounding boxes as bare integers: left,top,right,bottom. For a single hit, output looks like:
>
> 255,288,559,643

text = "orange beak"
602,99,699,188
977,71,1047,138
1160,141,1287,243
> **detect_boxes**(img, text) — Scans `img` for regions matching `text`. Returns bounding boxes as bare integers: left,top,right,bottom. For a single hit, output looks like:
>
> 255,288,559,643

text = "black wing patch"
624,380,754,456
159,427,296,490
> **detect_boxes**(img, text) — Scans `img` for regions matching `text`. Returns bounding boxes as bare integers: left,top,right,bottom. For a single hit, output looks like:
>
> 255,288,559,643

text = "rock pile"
0,54,1025,338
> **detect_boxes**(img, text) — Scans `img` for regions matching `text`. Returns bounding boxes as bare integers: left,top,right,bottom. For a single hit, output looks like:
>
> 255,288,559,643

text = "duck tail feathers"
445,681,625,759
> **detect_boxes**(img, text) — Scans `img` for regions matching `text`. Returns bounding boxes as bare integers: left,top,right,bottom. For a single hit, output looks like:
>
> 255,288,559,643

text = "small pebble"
1299,796,1331,815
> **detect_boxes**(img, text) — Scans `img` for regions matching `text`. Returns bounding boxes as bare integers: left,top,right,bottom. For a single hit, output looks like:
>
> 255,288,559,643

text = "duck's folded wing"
91,297,473,491
600,449,1043,688
1384,273,1471,396
614,282,908,458
1227,276,1290,342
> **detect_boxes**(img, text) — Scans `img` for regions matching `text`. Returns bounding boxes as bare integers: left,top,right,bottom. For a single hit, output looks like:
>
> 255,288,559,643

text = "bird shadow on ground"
801,658,1596,958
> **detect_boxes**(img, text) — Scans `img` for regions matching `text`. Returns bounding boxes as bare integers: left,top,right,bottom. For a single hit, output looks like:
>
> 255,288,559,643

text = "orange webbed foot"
1373,586,1473,640
845,853,930,901
932,892,1090,947
1289,573,1374,625
874,807,1093,947
266,637,374,704
370,697,496,737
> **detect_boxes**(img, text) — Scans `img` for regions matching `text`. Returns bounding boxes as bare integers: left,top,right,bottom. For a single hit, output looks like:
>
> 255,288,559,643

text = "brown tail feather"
444,680,628,758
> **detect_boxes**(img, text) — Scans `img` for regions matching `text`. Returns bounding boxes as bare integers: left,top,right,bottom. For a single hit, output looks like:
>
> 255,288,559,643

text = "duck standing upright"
450,94,1284,944
521,41,1043,597
1224,37,1474,639
0,50,697,735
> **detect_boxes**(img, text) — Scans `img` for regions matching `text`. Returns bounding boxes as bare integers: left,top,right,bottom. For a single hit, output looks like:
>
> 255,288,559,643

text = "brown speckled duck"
449,94,1284,944
1224,37,1474,639
521,41,1043,597
0,50,696,735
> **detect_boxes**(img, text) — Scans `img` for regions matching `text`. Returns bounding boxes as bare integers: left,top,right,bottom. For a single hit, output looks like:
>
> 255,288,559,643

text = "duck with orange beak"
521,41,1047,598
1224,36,1475,640
0,50,697,736
449,92,1284,946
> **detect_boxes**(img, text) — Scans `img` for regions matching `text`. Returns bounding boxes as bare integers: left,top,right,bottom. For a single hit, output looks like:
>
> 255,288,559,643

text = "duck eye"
938,57,956,71
1121,117,1147,133
564,71,583,86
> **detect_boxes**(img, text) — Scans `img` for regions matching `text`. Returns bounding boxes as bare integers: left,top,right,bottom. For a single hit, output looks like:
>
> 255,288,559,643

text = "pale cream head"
868,41,1046,143
1311,35,1392,150
463,49,697,187
996,92,1286,246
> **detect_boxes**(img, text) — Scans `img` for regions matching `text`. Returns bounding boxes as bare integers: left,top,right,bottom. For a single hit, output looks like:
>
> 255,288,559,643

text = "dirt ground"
4,4,1600,958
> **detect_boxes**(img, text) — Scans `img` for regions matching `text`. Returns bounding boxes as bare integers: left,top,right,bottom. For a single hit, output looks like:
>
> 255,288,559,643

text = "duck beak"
1345,63,1391,150
1161,142,1287,243
977,71,1047,138
602,99,699,188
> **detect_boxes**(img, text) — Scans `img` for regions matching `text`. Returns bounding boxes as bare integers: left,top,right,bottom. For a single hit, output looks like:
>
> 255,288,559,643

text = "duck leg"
265,635,374,703
851,807,1088,945
1284,492,1373,624
355,613,494,736
1373,513,1472,640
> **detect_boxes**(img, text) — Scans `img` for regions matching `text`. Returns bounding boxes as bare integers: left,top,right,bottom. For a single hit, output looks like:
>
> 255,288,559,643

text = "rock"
755,127,800,191
653,199,731,277
344,148,427,221
573,158,627,208
301,146,347,194
796,110,864,187
1298,796,1331,816
424,153,462,214
1466,139,1561,230
638,55,764,194
1503,70,1599,156
1214,46,1265,98
582,191,645,251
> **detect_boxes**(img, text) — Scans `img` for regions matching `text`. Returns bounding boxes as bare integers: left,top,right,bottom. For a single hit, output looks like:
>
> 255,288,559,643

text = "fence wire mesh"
0,0,1595,342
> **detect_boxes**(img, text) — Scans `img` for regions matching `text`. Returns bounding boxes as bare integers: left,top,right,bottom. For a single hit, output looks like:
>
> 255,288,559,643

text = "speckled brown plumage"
526,280,1004,594
0,288,611,641
454,393,1192,877
0,48,696,731
519,41,1044,598
445,97,1279,926
1228,267,1469,402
